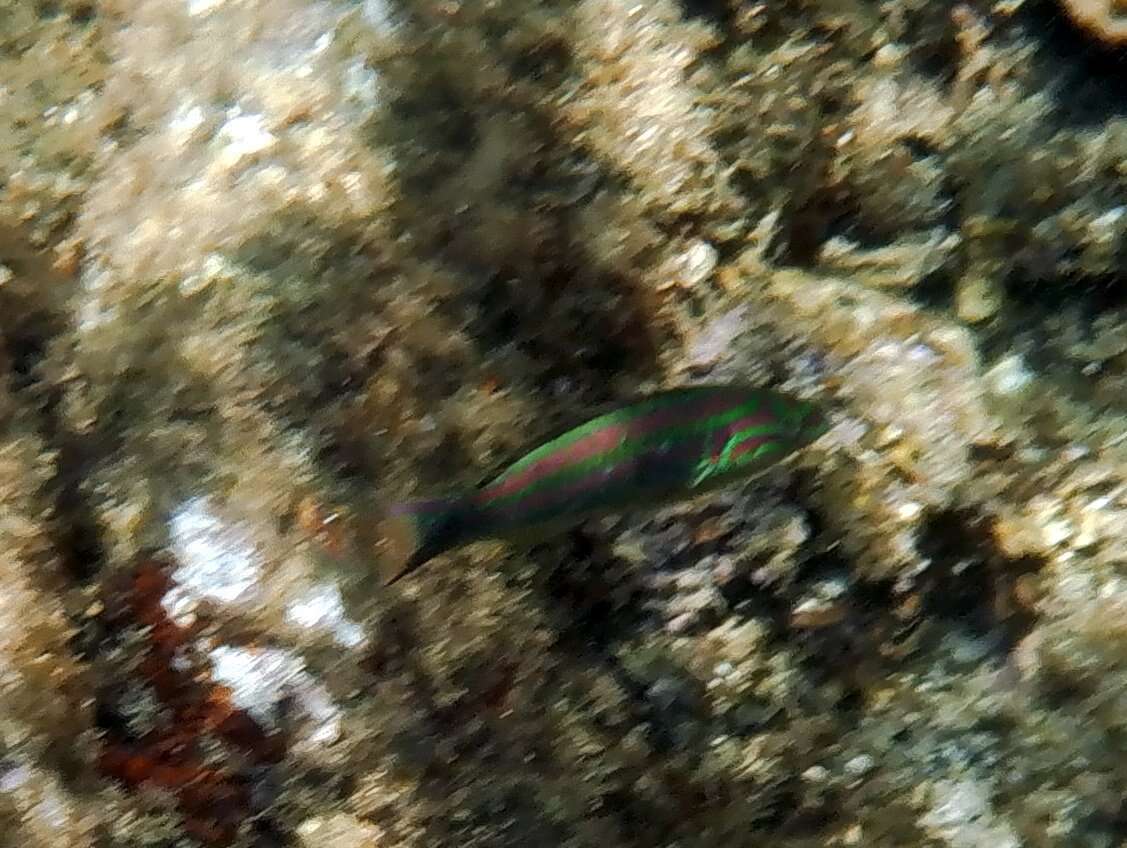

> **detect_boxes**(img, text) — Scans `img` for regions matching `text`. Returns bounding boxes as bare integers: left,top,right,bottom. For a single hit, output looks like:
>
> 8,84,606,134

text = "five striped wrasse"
375,384,828,584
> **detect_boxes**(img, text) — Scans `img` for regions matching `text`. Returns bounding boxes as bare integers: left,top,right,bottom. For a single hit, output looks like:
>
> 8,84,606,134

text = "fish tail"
374,495,479,585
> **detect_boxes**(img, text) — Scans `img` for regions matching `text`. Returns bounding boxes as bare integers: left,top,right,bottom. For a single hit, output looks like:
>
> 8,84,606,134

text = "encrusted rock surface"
2,0,1127,846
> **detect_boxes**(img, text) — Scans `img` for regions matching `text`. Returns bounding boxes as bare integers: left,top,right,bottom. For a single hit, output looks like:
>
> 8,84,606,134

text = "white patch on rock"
285,582,366,648
187,0,227,16
216,112,277,170
166,497,262,622
341,59,384,112
921,778,1020,848
687,307,746,373
209,645,342,752
168,103,209,148
362,0,398,32
0,763,31,793
985,354,1033,398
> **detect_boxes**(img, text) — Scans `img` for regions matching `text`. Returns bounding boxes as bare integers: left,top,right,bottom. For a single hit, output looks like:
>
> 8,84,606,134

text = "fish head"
787,399,830,447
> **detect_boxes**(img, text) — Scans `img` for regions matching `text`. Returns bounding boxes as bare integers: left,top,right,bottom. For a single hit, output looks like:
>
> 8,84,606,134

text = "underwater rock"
1059,0,1127,46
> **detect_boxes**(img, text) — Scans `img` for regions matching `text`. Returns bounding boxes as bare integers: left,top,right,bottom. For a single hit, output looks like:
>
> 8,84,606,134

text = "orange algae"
97,555,285,846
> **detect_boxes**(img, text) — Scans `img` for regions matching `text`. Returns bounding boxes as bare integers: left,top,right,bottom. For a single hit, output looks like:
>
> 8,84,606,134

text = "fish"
374,384,828,584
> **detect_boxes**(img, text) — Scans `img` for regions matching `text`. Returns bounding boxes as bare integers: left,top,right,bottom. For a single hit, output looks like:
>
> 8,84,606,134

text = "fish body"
376,384,827,583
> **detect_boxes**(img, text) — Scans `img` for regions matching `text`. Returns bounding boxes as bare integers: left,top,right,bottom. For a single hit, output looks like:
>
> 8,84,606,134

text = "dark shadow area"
360,598,586,846
676,0,734,26
892,0,1127,123
0,223,108,584
915,506,1045,655
363,573,842,847
1015,0,1127,124
897,2,963,86
1002,269,1127,324
522,528,691,757
974,267,1127,423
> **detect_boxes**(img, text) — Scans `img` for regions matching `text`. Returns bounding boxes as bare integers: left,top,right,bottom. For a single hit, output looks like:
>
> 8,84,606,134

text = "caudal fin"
373,496,475,585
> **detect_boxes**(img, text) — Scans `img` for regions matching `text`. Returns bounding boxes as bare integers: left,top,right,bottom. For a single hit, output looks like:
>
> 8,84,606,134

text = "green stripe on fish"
375,384,828,584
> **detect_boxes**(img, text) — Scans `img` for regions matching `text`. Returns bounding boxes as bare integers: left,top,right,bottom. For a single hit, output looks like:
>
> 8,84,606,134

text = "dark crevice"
916,507,1046,654
507,33,573,87
34,0,60,20
5,319,49,394
908,267,960,313
900,6,962,85
677,0,734,28
1036,665,1098,710
790,560,900,719
775,163,858,267
1018,0,1127,124
52,441,107,582
0,229,108,584
532,528,664,703
1004,269,1127,316
69,3,95,25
